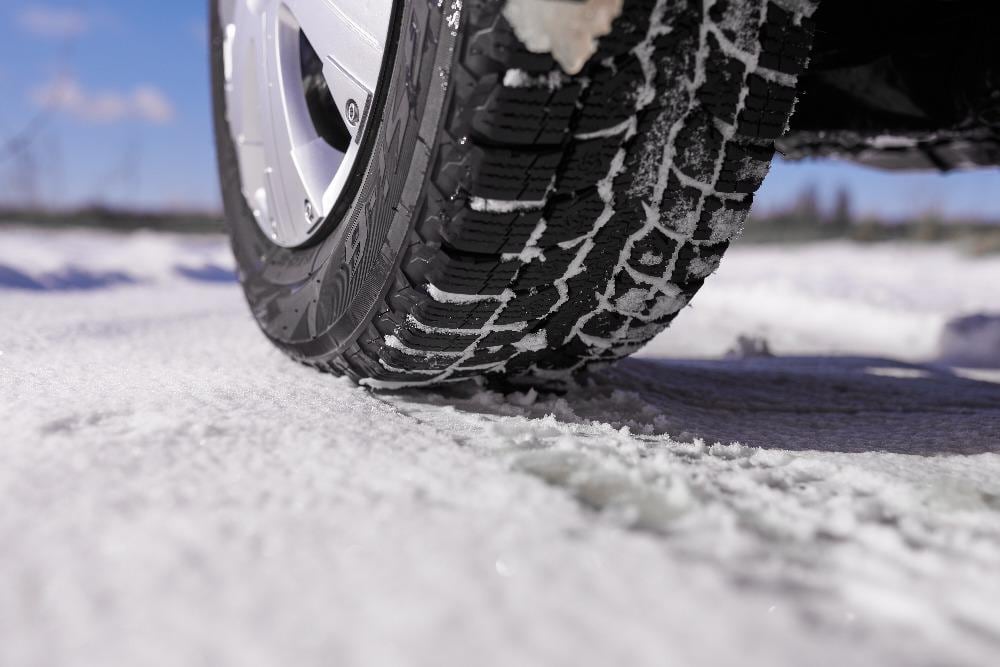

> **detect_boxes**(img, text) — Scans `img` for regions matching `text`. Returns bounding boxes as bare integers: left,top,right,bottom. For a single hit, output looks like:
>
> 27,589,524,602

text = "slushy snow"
2,226,1000,667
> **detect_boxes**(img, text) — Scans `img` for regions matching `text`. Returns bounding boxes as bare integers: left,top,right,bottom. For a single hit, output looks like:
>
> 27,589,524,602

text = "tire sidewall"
211,0,452,360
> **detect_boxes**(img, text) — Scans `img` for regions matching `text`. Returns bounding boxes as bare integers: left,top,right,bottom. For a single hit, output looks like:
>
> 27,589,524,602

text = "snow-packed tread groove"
321,0,819,387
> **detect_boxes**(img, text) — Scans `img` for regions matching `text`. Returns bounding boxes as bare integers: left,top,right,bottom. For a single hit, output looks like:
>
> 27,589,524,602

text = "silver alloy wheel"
219,0,394,247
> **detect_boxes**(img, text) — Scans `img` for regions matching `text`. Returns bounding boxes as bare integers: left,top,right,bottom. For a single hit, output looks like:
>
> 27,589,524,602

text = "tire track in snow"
383,366,1000,665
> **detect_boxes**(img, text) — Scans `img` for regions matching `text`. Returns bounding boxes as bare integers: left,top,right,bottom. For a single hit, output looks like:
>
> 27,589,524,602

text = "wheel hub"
220,0,393,247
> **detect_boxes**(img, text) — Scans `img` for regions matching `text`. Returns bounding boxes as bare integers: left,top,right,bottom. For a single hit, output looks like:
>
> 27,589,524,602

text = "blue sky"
0,1,216,210
1,1,999,219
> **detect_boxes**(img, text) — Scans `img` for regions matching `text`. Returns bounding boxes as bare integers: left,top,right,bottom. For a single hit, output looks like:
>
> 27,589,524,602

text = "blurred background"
0,1,218,228
2,0,1000,245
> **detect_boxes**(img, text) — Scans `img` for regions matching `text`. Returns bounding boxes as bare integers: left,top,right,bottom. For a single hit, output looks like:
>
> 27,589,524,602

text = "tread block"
671,240,730,284
627,227,679,278
471,80,580,145
694,197,724,241
593,0,657,60
710,0,764,53
658,173,702,235
496,286,561,324
464,345,518,366
576,56,645,136
541,189,607,245
481,328,530,347
413,299,498,329
758,3,815,76
737,75,797,139
439,145,562,200
463,9,557,75
532,337,593,371
651,9,701,89
512,246,578,289
609,269,665,316
397,324,477,353
595,209,646,255
673,110,725,183
707,195,752,241
442,205,543,254
426,248,520,295
555,136,623,195
581,309,631,337
716,139,773,193
610,110,672,205
382,347,456,371
698,33,747,124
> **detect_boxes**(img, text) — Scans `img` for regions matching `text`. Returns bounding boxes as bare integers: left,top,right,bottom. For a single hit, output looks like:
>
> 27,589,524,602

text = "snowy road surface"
2,227,1000,667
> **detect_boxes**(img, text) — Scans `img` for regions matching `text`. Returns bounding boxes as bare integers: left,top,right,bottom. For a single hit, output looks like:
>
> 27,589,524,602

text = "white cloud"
131,86,175,124
31,76,176,125
17,6,91,38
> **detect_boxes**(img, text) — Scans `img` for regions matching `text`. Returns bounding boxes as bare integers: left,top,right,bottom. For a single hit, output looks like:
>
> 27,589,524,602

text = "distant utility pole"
830,187,853,231
0,113,53,208
11,146,41,208
92,139,143,206
0,112,51,165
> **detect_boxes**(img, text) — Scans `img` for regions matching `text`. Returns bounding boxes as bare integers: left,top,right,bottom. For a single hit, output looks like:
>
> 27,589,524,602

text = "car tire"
212,0,818,388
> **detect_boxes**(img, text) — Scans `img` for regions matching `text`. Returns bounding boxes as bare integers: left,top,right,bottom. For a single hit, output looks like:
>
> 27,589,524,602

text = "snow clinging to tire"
503,0,625,74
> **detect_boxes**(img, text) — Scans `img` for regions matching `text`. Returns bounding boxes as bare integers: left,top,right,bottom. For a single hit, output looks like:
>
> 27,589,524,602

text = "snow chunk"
725,334,774,360
426,283,504,304
513,330,548,353
503,0,624,75
638,251,662,267
615,288,649,314
939,313,1000,368
469,197,545,214
502,68,566,90
512,448,693,532
865,366,933,380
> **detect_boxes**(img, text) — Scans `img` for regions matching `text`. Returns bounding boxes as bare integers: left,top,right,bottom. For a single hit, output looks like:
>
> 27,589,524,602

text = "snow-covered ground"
1,226,999,667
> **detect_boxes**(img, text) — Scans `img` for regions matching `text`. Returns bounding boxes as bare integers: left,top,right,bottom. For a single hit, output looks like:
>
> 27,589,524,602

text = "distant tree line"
0,204,224,234
744,186,1000,255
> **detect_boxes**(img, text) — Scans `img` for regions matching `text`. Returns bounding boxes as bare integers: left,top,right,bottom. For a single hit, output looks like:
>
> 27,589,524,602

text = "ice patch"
503,0,624,75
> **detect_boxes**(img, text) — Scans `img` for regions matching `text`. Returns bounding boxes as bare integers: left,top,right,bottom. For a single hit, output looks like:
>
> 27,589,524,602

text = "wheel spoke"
222,0,394,247
286,0,390,147
286,0,388,92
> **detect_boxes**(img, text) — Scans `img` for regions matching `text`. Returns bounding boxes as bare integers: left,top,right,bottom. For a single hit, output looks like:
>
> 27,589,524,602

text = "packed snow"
503,0,624,74
1,226,999,667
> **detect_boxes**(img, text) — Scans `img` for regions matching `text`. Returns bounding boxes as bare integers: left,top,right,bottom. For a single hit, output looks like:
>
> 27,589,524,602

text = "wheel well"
781,0,1000,170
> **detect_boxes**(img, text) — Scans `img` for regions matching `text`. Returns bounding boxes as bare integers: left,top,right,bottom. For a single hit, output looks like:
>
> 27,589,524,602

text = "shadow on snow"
396,355,1000,456
0,264,137,291
0,263,238,291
